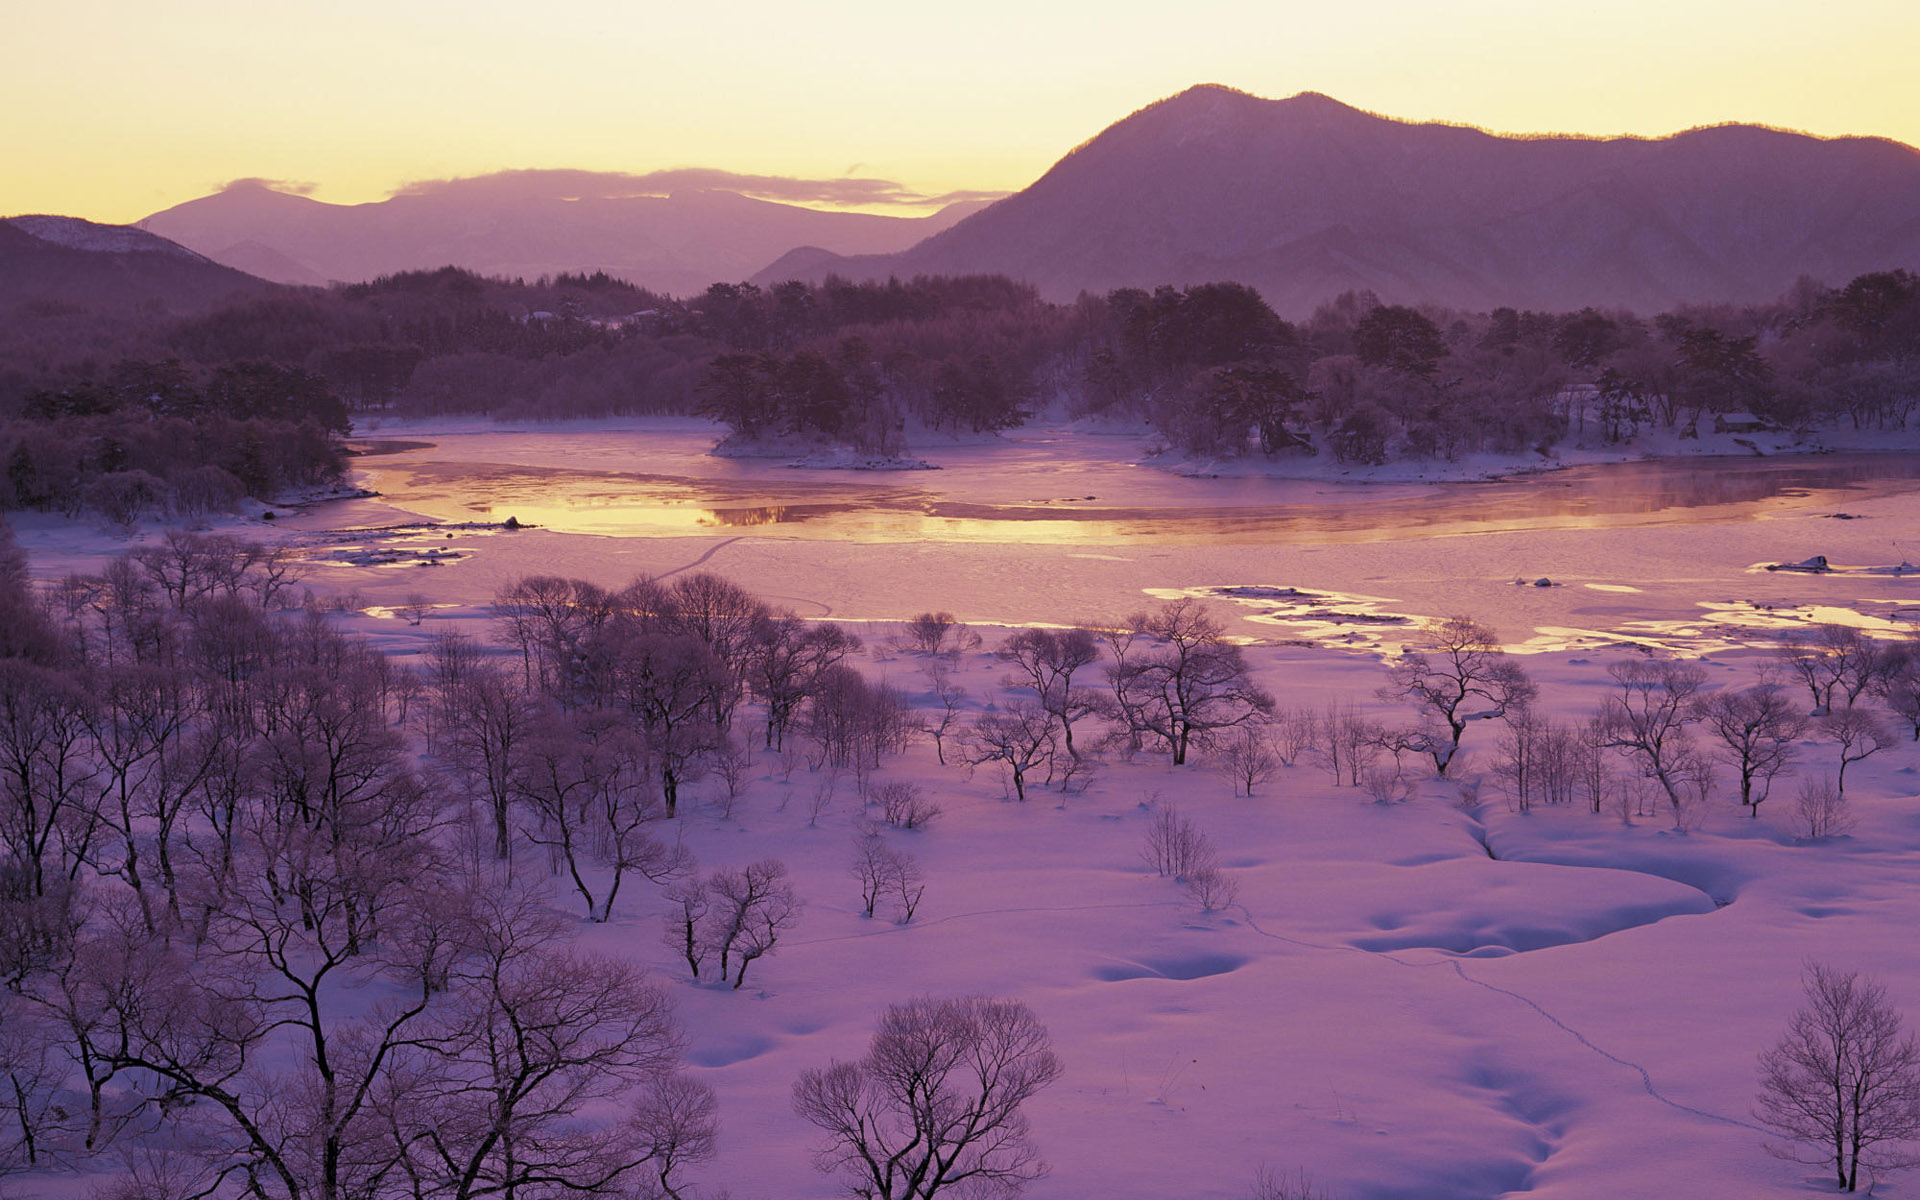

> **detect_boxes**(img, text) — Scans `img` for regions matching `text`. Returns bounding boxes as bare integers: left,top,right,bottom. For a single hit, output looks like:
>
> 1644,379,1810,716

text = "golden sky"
6,0,1916,224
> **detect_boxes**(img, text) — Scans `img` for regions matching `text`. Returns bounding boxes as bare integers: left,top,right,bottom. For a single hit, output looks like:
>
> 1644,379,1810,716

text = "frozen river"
316,421,1920,653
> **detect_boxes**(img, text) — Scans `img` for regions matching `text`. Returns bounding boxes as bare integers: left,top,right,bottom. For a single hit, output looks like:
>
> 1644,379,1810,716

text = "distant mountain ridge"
0,215,274,311
754,85,1920,315
140,177,991,295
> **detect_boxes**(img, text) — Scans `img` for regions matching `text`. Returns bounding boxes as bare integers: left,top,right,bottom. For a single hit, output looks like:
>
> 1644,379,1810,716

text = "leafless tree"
710,734,751,818
558,721,695,922
1141,802,1219,880
1316,702,1381,788
1107,600,1274,765
384,891,711,1200
746,611,861,750
429,636,536,860
1269,706,1319,766
852,832,928,924
919,659,969,766
1791,775,1857,840
1700,682,1806,817
661,876,709,981
1215,724,1283,797
901,611,982,658
804,666,919,776
962,702,1057,802
1186,864,1239,912
1819,707,1897,798
886,849,927,924
1758,962,1920,1192
696,859,801,989
397,593,430,626
1249,1165,1336,1200
1361,764,1415,805
1493,711,1586,813
1879,652,1920,739
0,659,98,901
1379,615,1535,775
792,995,1063,1200
0,990,73,1177
850,833,895,919
600,630,730,815
996,626,1105,759
1596,659,1710,829
873,780,941,830
492,575,614,692
1776,624,1898,713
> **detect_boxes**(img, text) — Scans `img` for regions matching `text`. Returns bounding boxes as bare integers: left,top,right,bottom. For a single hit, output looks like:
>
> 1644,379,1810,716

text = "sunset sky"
7,0,1917,225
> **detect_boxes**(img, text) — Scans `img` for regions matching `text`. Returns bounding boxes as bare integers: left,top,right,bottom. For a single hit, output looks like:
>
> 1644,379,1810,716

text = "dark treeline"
2,358,349,525
691,269,1920,459
6,265,1918,484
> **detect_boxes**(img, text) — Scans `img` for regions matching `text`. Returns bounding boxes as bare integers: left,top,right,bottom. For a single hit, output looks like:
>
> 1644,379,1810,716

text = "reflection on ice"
1147,584,1414,651
1156,584,1920,660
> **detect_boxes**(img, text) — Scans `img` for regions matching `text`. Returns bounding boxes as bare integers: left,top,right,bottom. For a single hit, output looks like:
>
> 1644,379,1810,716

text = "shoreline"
347,411,1920,489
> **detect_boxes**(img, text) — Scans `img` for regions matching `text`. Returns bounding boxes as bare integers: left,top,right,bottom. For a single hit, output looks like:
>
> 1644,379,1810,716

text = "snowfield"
12,418,1920,1199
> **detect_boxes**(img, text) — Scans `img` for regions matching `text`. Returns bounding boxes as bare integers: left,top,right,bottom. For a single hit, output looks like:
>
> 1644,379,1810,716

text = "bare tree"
919,659,969,766
1108,600,1274,766
660,876,709,981
804,666,920,777
792,995,1063,1200
873,780,941,830
1249,1165,1336,1200
697,859,801,989
431,637,536,860
962,702,1057,802
1595,659,1709,829
1792,775,1857,840
603,631,729,816
746,611,861,751
1493,711,1586,813
1269,706,1319,767
387,891,713,1200
1141,802,1219,880
1776,624,1897,713
0,991,72,1177
1215,724,1283,797
901,612,981,659
850,833,896,919
996,627,1105,759
1878,648,1920,739
398,593,431,626
1379,615,1535,775
1819,707,1896,798
1700,682,1805,817
885,849,926,924
1758,962,1920,1192
1316,702,1381,788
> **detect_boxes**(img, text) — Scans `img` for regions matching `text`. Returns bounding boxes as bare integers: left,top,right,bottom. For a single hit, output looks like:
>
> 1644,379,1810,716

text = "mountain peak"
1109,85,1380,148
5,214,209,261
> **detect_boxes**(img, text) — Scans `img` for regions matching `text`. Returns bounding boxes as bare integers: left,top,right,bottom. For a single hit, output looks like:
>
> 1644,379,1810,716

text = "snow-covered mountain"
0,215,274,310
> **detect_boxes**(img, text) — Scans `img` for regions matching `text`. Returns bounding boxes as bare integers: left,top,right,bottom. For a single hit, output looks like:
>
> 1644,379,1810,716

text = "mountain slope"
755,85,1920,315
0,215,276,311
141,177,992,294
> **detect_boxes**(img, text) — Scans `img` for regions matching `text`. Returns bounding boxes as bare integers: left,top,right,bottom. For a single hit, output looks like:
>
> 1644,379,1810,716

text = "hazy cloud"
217,177,319,196
390,168,1008,209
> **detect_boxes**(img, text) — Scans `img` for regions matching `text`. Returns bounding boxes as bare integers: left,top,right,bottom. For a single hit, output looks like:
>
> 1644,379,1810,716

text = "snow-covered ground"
13,418,1920,1198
